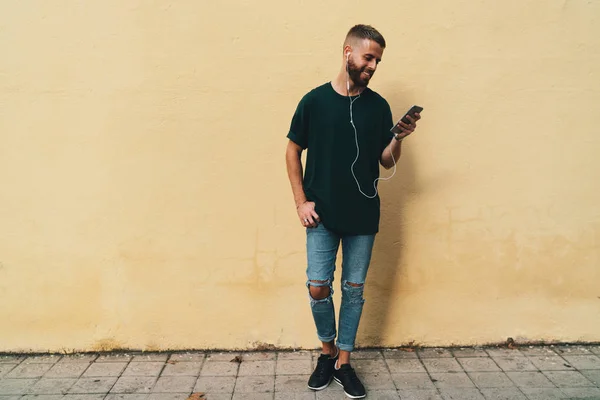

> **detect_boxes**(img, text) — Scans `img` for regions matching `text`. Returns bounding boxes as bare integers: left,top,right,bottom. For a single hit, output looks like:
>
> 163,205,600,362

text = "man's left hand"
395,112,421,140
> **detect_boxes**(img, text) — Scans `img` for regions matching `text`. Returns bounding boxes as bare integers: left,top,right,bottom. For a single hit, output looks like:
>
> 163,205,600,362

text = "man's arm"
286,140,308,207
380,138,402,169
380,113,421,169
286,140,320,227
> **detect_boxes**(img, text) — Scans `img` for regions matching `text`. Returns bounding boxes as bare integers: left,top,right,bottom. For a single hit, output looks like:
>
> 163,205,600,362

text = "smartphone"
390,105,423,134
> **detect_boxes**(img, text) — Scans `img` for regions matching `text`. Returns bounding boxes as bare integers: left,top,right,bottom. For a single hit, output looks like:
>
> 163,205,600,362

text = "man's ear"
343,44,353,60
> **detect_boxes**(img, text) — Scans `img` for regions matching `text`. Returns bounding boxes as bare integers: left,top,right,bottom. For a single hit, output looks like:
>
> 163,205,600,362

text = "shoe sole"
333,377,366,399
307,376,332,391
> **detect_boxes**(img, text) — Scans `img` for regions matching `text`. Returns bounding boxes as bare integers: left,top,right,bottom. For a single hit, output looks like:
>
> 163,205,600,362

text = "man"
285,25,420,398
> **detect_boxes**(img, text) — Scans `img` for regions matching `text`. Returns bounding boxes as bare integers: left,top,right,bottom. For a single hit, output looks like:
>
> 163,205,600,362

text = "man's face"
347,39,384,88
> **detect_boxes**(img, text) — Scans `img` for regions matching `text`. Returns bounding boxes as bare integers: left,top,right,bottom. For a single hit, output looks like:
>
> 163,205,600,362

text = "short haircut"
345,24,386,49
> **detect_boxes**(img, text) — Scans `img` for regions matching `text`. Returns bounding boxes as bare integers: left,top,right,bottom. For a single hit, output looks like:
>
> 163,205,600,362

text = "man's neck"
332,73,365,97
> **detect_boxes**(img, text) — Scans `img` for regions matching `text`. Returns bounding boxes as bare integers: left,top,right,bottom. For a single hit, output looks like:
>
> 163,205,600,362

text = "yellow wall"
1,1,599,352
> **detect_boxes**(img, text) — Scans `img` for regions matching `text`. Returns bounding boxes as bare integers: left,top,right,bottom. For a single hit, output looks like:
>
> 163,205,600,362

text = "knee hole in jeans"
342,281,365,303
309,280,331,300
346,282,363,288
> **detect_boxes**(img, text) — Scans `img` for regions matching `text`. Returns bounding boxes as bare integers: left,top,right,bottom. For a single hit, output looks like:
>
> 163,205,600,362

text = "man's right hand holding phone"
393,112,421,141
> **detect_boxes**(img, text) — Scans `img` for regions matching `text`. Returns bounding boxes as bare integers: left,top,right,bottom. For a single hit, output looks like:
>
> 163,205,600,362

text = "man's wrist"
296,200,307,209
393,132,404,142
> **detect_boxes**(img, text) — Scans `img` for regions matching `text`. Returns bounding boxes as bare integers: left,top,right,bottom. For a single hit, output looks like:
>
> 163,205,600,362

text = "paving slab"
1,345,599,398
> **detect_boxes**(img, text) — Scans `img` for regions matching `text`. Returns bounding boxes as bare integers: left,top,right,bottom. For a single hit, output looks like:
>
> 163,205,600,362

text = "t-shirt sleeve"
380,99,395,154
286,94,310,149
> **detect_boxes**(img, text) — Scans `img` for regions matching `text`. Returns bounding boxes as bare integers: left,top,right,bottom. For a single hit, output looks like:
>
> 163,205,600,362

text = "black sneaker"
333,363,366,399
307,353,338,391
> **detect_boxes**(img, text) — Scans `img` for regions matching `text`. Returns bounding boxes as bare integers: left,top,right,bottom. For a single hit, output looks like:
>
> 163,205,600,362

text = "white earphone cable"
346,57,397,199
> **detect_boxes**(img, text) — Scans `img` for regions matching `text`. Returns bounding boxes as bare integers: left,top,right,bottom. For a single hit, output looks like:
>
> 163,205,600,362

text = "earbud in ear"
346,53,349,61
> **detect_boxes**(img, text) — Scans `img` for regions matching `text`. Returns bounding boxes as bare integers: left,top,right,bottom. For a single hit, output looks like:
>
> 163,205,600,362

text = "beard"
347,57,374,88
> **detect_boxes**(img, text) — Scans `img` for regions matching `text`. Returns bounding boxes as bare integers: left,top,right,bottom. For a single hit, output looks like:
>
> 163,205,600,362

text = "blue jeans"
306,223,376,352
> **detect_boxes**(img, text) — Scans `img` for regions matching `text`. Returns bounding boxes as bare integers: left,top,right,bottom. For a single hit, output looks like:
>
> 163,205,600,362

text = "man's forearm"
286,145,307,207
381,138,402,169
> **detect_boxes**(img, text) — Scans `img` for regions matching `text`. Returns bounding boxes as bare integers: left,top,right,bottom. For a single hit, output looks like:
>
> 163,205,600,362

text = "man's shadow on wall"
358,88,421,348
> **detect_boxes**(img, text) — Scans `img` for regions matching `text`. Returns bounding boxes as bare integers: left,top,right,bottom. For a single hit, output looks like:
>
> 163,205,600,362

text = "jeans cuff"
318,334,337,343
336,341,354,352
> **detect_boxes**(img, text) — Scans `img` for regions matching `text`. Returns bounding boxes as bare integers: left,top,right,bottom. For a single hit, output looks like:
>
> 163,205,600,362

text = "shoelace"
315,355,331,377
340,366,361,383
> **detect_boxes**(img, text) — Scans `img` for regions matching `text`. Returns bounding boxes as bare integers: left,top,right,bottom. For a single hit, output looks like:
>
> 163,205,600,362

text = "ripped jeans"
306,223,376,352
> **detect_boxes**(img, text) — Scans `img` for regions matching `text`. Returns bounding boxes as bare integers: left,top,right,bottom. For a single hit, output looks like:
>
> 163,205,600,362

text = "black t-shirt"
287,82,394,235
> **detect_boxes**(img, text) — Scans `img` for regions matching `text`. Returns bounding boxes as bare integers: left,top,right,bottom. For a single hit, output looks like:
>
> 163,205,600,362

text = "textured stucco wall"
0,1,599,352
